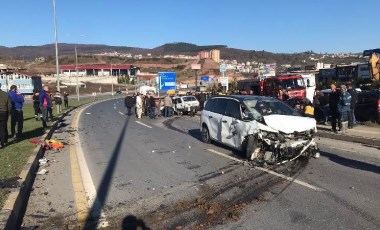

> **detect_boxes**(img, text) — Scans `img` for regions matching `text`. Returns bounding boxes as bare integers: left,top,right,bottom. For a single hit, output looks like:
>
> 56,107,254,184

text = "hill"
0,42,364,66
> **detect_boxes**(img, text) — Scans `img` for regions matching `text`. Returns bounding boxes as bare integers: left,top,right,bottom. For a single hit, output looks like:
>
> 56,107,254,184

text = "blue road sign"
158,72,176,91
200,76,210,81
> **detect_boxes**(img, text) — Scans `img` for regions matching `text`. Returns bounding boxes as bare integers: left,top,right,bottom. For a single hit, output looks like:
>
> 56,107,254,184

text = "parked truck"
237,75,307,100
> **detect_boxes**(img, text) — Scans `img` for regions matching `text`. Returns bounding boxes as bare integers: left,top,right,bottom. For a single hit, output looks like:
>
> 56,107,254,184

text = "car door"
221,99,243,149
208,98,227,142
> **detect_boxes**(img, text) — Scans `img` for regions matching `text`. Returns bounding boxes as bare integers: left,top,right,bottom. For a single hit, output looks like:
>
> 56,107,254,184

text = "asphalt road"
22,98,380,229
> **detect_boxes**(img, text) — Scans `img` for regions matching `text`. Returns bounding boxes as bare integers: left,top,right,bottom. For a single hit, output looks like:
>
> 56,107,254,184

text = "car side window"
225,100,241,119
204,98,216,111
212,98,227,115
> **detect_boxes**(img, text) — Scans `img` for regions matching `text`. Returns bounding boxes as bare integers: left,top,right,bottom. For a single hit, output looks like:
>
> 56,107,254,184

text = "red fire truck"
237,75,307,100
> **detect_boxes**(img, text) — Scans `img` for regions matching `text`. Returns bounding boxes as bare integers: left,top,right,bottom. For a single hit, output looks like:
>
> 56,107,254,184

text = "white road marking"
135,121,153,129
118,111,124,115
113,106,116,109
85,112,91,115
206,148,325,192
74,105,109,226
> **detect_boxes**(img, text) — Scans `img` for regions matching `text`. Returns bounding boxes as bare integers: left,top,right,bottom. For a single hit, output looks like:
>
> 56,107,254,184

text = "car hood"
263,115,316,134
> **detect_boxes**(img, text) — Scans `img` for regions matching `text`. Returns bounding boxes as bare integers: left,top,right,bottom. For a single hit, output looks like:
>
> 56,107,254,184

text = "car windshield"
243,99,299,120
279,78,305,90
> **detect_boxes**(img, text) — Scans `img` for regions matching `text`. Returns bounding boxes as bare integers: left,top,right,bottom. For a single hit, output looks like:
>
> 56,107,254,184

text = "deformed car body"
200,95,319,164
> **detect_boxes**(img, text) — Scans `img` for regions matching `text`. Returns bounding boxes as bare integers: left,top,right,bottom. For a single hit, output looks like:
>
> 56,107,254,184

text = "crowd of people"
0,84,69,149
124,93,174,119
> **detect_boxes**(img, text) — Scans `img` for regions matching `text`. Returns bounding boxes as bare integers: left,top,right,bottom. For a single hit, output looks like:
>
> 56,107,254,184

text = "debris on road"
36,169,48,175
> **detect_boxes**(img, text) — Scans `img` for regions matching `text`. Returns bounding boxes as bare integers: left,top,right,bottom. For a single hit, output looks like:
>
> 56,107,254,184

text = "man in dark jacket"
39,86,51,130
148,95,156,119
8,85,24,139
124,95,135,116
0,83,11,148
347,83,358,129
32,91,40,120
329,83,340,132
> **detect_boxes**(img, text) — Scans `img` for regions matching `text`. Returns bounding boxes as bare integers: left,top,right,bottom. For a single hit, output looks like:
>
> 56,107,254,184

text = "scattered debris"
350,186,355,189
85,112,91,115
36,169,48,175
188,146,191,149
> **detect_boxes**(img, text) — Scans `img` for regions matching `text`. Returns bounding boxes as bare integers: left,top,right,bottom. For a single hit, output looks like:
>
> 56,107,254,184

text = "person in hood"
8,85,24,139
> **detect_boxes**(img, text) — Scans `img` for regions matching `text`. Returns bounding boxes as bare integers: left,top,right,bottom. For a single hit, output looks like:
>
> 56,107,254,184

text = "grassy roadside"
0,95,115,209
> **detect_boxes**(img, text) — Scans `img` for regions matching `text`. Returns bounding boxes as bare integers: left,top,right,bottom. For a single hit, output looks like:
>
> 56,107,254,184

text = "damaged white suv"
200,95,319,164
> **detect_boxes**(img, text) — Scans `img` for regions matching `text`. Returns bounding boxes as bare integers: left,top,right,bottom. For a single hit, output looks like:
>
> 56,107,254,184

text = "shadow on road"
122,215,151,230
321,151,380,174
84,116,131,229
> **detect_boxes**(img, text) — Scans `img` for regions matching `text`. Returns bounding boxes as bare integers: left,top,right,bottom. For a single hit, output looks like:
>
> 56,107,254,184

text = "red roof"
60,64,132,71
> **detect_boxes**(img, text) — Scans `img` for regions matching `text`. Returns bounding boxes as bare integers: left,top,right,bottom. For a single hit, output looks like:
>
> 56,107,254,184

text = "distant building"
210,49,220,63
60,64,139,77
198,51,210,59
0,71,42,94
198,49,220,63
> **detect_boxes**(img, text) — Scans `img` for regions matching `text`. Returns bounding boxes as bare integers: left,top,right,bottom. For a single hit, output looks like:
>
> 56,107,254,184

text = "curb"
316,130,380,148
0,97,120,230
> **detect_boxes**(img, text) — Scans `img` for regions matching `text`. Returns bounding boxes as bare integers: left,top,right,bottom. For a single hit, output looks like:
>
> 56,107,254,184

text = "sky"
0,0,378,53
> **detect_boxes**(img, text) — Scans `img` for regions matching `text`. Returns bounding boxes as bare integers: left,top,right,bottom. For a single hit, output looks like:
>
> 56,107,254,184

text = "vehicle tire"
245,135,260,160
201,126,211,144
178,111,183,116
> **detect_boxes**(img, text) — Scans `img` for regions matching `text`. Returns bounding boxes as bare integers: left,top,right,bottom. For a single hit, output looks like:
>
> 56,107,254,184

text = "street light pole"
75,45,79,101
111,64,114,96
53,0,60,92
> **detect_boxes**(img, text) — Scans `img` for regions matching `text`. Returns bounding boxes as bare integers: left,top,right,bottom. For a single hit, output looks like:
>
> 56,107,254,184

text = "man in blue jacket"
8,85,25,139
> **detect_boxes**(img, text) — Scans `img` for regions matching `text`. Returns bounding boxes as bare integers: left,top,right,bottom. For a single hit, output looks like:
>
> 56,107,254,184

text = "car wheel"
201,126,211,144
245,135,260,160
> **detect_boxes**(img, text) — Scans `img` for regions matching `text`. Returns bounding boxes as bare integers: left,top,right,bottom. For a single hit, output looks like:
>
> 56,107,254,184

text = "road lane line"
70,106,109,226
206,148,325,192
136,121,153,129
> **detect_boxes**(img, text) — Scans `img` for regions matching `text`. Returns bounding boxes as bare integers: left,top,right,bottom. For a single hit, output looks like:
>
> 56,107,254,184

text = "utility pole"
111,64,114,96
53,0,60,92
75,45,79,101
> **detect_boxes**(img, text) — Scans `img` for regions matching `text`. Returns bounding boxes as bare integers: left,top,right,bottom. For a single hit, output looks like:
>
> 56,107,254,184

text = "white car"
172,96,200,116
200,95,319,164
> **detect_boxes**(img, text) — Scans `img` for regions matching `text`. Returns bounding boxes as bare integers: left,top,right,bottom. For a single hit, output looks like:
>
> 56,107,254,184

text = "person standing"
48,93,54,121
136,93,143,119
54,92,62,115
338,85,351,132
32,90,40,120
39,86,51,130
163,94,173,117
329,83,340,133
8,85,24,139
148,95,156,119
347,83,358,129
0,83,11,148
124,95,135,116
63,91,69,108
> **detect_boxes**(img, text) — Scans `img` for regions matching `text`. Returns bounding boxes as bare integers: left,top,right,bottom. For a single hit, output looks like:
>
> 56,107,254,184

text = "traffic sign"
200,76,211,82
219,77,228,86
220,64,227,72
158,72,176,91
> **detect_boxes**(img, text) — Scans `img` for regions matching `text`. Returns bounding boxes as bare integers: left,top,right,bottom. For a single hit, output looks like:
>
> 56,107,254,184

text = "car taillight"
378,99,380,112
